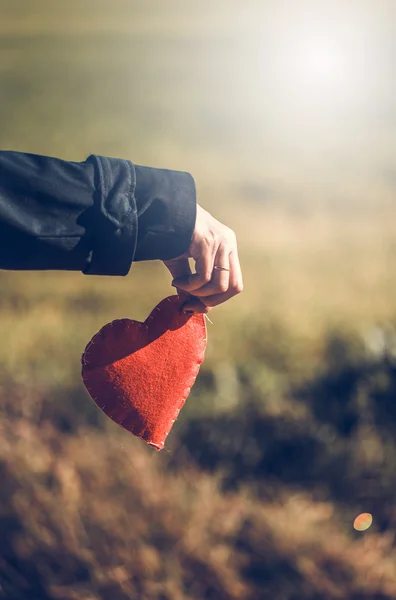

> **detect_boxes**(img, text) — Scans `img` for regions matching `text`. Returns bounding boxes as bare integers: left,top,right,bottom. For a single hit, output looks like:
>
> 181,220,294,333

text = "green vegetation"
1,1,396,598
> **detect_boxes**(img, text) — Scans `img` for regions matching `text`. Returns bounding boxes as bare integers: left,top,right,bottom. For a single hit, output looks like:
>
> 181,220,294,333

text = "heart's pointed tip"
147,440,164,451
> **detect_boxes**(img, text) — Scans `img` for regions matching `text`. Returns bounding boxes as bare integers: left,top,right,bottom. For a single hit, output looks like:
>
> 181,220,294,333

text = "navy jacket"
0,151,197,275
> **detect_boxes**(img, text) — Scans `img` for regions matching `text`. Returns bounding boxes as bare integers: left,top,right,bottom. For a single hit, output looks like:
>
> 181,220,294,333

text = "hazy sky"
1,0,395,182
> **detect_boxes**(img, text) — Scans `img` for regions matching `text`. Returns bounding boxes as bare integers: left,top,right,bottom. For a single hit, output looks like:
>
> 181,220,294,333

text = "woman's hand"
164,204,243,314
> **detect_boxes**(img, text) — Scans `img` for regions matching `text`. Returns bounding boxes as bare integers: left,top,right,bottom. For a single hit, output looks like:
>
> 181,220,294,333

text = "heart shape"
81,295,207,450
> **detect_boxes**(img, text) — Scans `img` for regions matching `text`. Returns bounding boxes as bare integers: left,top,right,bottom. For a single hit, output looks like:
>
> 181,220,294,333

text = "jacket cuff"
133,165,197,261
83,155,137,276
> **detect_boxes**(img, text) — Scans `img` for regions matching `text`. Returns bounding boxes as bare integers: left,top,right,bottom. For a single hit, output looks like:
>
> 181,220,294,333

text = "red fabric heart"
81,295,207,450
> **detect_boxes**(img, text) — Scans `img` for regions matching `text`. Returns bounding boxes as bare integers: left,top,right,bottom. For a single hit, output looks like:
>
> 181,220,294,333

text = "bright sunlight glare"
262,31,364,125
286,35,356,96
298,43,345,85
233,5,382,153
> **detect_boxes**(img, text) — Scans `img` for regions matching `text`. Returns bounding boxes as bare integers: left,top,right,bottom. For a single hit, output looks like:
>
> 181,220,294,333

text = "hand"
163,204,243,314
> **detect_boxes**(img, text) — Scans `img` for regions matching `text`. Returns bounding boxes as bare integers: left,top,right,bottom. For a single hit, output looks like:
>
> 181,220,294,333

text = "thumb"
163,257,192,298
164,257,192,281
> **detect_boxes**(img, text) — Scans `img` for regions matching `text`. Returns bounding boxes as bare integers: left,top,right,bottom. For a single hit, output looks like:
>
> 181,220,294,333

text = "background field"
2,1,396,598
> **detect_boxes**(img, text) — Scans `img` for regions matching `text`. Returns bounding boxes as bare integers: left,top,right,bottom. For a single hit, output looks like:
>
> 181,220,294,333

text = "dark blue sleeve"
0,151,196,275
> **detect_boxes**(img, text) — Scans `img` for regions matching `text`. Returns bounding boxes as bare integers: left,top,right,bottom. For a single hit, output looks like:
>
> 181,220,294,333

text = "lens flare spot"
354,513,373,532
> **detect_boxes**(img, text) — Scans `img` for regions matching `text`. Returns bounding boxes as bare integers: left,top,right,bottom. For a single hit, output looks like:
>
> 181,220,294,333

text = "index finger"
164,257,193,298
172,250,216,292
164,257,192,281
183,249,243,310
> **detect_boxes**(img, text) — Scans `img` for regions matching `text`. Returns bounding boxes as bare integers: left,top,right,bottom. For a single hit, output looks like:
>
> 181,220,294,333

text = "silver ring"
213,265,230,272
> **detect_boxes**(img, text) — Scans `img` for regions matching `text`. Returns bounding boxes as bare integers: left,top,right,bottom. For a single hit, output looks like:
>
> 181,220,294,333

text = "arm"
0,151,196,275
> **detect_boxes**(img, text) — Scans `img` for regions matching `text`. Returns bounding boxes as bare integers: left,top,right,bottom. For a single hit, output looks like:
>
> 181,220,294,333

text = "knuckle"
203,231,216,248
202,272,212,284
219,229,234,248
234,282,244,294
219,233,229,246
226,228,236,244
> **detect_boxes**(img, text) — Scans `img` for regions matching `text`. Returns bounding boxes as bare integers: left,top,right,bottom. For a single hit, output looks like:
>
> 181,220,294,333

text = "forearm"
0,151,196,275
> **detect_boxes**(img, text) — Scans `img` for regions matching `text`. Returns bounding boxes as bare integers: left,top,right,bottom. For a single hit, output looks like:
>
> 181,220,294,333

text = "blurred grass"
2,1,396,598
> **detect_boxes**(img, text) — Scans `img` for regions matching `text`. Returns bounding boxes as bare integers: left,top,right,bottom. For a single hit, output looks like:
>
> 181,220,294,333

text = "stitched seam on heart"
133,332,206,447
125,316,206,447
82,317,206,447
83,362,204,448
81,296,207,450
159,329,207,442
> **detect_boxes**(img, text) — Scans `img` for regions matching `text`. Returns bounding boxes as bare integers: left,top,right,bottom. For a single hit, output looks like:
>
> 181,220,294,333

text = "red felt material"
81,295,207,450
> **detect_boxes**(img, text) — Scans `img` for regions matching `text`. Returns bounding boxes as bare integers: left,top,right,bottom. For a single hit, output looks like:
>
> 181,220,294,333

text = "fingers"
172,246,217,293
179,245,230,297
210,245,230,294
164,257,192,281
202,249,243,307
182,248,243,312
181,298,211,314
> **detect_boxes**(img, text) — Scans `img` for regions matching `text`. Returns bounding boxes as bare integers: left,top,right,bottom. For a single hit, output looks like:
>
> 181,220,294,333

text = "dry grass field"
2,1,396,598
